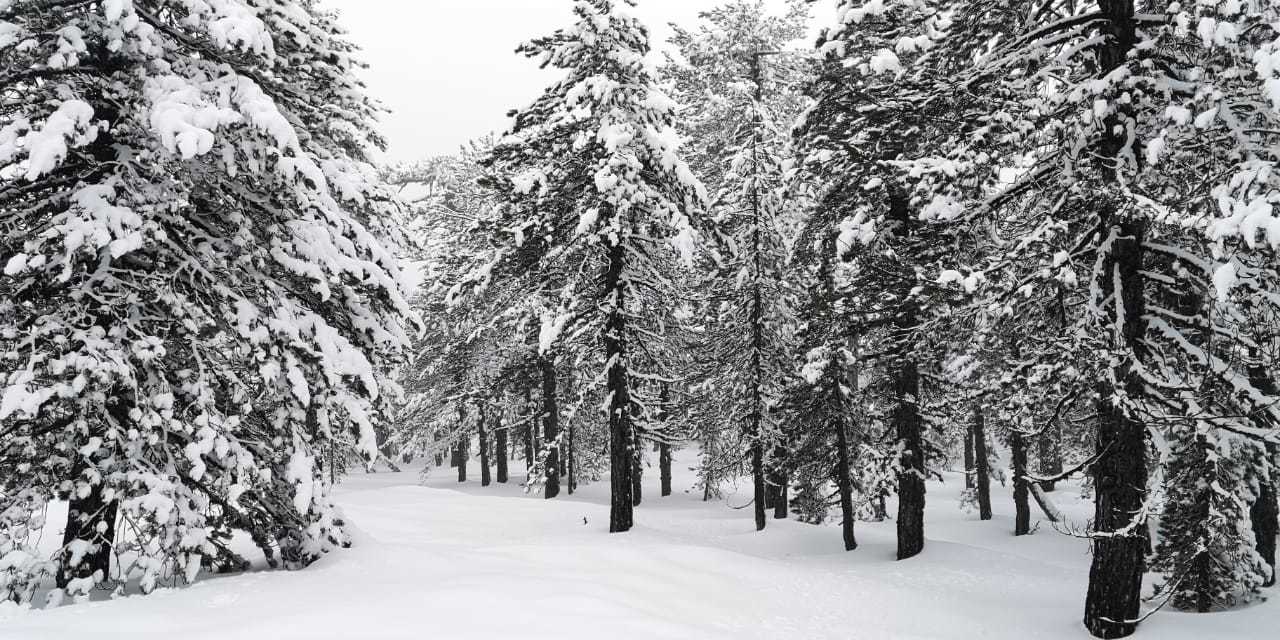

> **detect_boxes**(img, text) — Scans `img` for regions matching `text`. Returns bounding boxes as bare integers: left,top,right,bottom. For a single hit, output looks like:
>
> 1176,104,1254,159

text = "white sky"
324,0,829,164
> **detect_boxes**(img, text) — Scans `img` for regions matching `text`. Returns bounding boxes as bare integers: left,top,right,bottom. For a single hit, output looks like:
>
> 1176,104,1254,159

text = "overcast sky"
324,0,828,165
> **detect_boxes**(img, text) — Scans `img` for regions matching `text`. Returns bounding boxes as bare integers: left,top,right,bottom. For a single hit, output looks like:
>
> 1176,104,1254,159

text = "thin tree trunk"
659,442,672,497
477,403,491,487
495,410,509,484
1012,431,1031,536
973,407,993,521
834,400,857,551
540,356,560,500
746,51,769,533
1038,419,1063,492
632,428,643,507
523,384,535,470
456,439,467,483
964,424,975,490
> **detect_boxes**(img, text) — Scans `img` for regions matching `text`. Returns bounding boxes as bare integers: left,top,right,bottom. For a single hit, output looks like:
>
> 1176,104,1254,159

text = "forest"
2,1,1280,639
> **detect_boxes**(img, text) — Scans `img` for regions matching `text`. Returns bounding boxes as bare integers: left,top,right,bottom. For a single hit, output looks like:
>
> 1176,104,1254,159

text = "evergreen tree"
474,0,705,532
1,0,411,602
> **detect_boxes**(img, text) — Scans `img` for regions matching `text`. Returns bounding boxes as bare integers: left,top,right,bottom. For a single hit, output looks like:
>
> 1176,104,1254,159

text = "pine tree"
1,0,411,602
661,0,811,531
1155,424,1270,612
475,0,705,532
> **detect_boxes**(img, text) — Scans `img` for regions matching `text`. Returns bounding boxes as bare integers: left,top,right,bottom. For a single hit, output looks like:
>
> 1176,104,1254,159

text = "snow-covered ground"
2,452,1274,639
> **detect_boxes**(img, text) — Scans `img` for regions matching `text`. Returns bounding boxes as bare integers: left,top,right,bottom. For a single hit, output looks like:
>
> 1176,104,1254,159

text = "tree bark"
973,407,993,521
632,428,643,507
477,403,491,487
495,411,508,484
456,439,467,483
964,423,975,490
523,384,535,470
894,355,925,560
1083,218,1148,640
540,356,561,500
605,238,634,532
57,397,124,591
834,406,857,551
1038,419,1063,492
1012,431,1031,536
659,441,672,497
1247,357,1278,586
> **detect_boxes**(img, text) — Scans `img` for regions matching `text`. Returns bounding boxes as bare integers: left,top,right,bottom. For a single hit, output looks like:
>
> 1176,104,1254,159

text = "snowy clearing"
3,453,1273,640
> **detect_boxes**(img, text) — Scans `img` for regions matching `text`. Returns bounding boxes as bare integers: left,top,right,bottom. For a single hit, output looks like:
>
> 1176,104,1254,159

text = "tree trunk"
894,355,925,560
1247,357,1278,586
973,407,993,521
964,424,975,490
1012,431,1031,536
1083,217,1148,640
605,238,634,532
660,441,672,497
632,428,643,507
495,412,509,484
456,439,467,483
834,404,857,551
523,384,535,470
1039,419,1063,492
540,356,560,500
58,401,121,593
477,404,491,487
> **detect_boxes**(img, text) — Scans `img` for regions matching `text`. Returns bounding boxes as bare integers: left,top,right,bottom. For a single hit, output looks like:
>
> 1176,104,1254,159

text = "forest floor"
3,451,1275,639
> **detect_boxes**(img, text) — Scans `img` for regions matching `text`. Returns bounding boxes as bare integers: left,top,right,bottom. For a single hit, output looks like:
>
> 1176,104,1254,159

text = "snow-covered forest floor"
3,452,1274,640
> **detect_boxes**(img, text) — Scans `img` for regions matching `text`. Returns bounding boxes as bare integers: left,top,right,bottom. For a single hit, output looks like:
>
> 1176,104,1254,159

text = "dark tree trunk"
1012,431,1031,536
456,439,467,483
632,428,643,507
659,441,672,497
973,408,993,521
894,354,925,560
773,470,788,520
750,433,766,531
746,51,769,531
1038,419,1063,492
834,401,857,551
477,404,491,487
540,356,560,500
964,424,975,490
568,418,577,495
1083,218,1149,640
523,384,535,470
434,452,443,467
605,239,634,532
495,412,509,484
1247,358,1278,586
58,396,122,592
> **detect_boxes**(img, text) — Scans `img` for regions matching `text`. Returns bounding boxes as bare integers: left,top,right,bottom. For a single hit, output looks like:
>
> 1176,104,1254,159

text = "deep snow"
2,452,1274,639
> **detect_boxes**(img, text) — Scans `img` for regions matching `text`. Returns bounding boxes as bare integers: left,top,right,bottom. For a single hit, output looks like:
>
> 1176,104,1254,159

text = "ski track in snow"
2,452,1274,640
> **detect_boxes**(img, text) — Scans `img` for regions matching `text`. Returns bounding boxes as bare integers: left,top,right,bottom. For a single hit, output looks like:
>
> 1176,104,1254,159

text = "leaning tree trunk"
973,407,993,521
540,356,561,500
477,403,491,487
1012,431,1031,536
605,238,634,532
1083,217,1149,640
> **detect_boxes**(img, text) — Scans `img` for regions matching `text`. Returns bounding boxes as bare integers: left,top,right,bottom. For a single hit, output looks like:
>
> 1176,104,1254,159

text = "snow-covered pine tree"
660,0,811,530
900,1,1280,636
798,0,954,561
472,0,705,532
1154,422,1270,612
0,0,412,602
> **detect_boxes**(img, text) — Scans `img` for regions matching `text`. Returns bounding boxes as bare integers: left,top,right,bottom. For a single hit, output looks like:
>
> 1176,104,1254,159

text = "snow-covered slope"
2,453,1273,639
